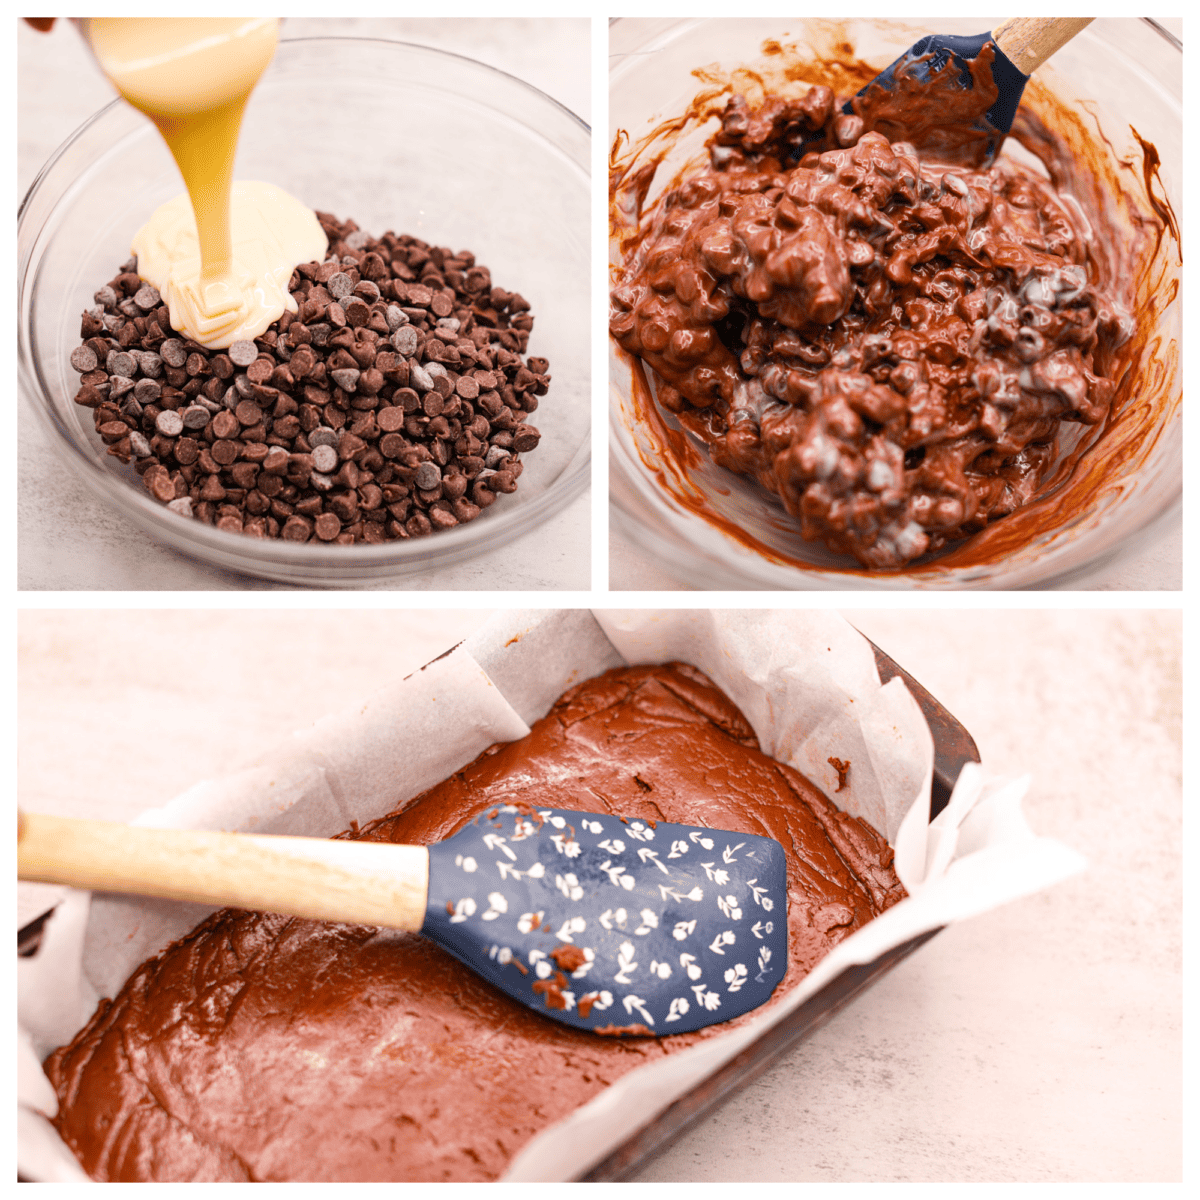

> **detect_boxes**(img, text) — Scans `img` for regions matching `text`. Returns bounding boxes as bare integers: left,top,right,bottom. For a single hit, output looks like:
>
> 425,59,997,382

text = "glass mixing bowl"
609,18,1181,590
20,37,590,587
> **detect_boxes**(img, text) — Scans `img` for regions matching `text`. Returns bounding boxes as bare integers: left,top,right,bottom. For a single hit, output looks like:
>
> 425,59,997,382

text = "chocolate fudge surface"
45,663,905,1181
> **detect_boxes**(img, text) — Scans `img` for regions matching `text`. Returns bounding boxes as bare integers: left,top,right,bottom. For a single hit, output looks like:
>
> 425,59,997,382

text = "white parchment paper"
17,609,1084,1183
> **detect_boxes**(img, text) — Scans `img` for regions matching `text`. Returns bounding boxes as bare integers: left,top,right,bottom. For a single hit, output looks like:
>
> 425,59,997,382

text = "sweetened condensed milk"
82,18,327,348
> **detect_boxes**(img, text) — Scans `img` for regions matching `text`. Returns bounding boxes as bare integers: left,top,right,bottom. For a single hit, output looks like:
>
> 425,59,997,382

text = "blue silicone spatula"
807,18,1093,165
18,805,789,1037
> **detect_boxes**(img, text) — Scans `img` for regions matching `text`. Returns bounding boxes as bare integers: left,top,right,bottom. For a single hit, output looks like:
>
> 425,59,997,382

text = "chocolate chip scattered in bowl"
72,212,550,544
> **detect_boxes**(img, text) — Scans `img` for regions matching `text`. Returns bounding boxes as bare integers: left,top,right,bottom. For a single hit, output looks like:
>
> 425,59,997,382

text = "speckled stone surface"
18,609,1181,1181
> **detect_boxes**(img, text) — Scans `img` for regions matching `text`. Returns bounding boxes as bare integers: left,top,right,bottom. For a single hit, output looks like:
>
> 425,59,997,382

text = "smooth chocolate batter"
44,664,905,1182
610,43,1135,568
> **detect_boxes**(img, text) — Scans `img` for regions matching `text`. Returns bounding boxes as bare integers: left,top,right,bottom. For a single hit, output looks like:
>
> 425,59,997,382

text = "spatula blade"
423,806,789,1036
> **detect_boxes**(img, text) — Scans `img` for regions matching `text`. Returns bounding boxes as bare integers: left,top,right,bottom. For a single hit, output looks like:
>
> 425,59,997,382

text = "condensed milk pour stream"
81,18,327,348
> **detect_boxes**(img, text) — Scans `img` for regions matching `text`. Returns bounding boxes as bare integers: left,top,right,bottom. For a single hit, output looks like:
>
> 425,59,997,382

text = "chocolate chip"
228,340,258,368
235,400,264,426
343,298,371,328
106,350,137,378
70,345,98,373
415,462,442,491
409,363,434,393
73,216,550,544
155,410,184,437
314,512,341,541
511,425,541,452
128,381,159,410
159,339,188,368
246,357,274,385
311,444,338,474
281,515,313,542
211,411,239,440
391,327,419,356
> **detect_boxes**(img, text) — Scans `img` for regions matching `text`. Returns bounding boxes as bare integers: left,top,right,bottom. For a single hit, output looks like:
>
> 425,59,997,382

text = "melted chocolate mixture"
610,45,1134,567
45,664,904,1182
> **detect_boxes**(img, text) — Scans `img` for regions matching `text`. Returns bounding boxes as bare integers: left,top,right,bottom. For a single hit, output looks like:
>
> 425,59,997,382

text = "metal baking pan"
18,631,979,1181
580,635,979,1180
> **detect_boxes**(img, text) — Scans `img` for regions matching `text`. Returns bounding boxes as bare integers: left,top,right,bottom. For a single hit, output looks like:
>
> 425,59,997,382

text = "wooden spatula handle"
992,17,1094,75
18,812,429,932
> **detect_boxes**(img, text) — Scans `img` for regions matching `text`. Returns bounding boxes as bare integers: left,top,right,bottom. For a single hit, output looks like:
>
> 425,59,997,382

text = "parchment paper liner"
17,609,1084,1182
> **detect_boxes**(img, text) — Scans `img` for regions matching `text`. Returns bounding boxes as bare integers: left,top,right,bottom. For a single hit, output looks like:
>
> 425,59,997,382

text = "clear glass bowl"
19,37,590,587
609,18,1181,590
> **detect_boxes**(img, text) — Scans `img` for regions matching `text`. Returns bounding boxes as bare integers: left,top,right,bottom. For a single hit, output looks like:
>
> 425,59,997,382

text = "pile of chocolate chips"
71,213,550,544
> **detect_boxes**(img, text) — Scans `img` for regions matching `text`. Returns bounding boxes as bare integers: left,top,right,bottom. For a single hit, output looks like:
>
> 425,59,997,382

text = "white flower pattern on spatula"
755,945,774,982
614,941,638,984
699,862,730,885
580,989,613,1013
555,873,584,901
599,908,628,930
555,915,586,943
633,909,658,935
708,930,736,955
517,910,544,934
623,994,655,1025
425,808,788,1036
724,962,748,992
600,861,636,890
665,996,690,1022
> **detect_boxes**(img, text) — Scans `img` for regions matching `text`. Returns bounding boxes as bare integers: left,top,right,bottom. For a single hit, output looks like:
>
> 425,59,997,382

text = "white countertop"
18,609,1181,1182
18,18,592,592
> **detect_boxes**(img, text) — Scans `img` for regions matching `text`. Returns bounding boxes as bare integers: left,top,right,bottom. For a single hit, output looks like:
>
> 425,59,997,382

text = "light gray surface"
18,609,1181,1181
633,609,1182,1181
18,18,592,592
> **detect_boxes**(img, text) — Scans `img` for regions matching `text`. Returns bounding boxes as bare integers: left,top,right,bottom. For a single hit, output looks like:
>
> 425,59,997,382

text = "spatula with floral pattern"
19,804,789,1036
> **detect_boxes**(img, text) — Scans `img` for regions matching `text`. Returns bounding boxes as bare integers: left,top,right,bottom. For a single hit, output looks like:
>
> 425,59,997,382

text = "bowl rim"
18,35,592,580
605,17,1181,591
